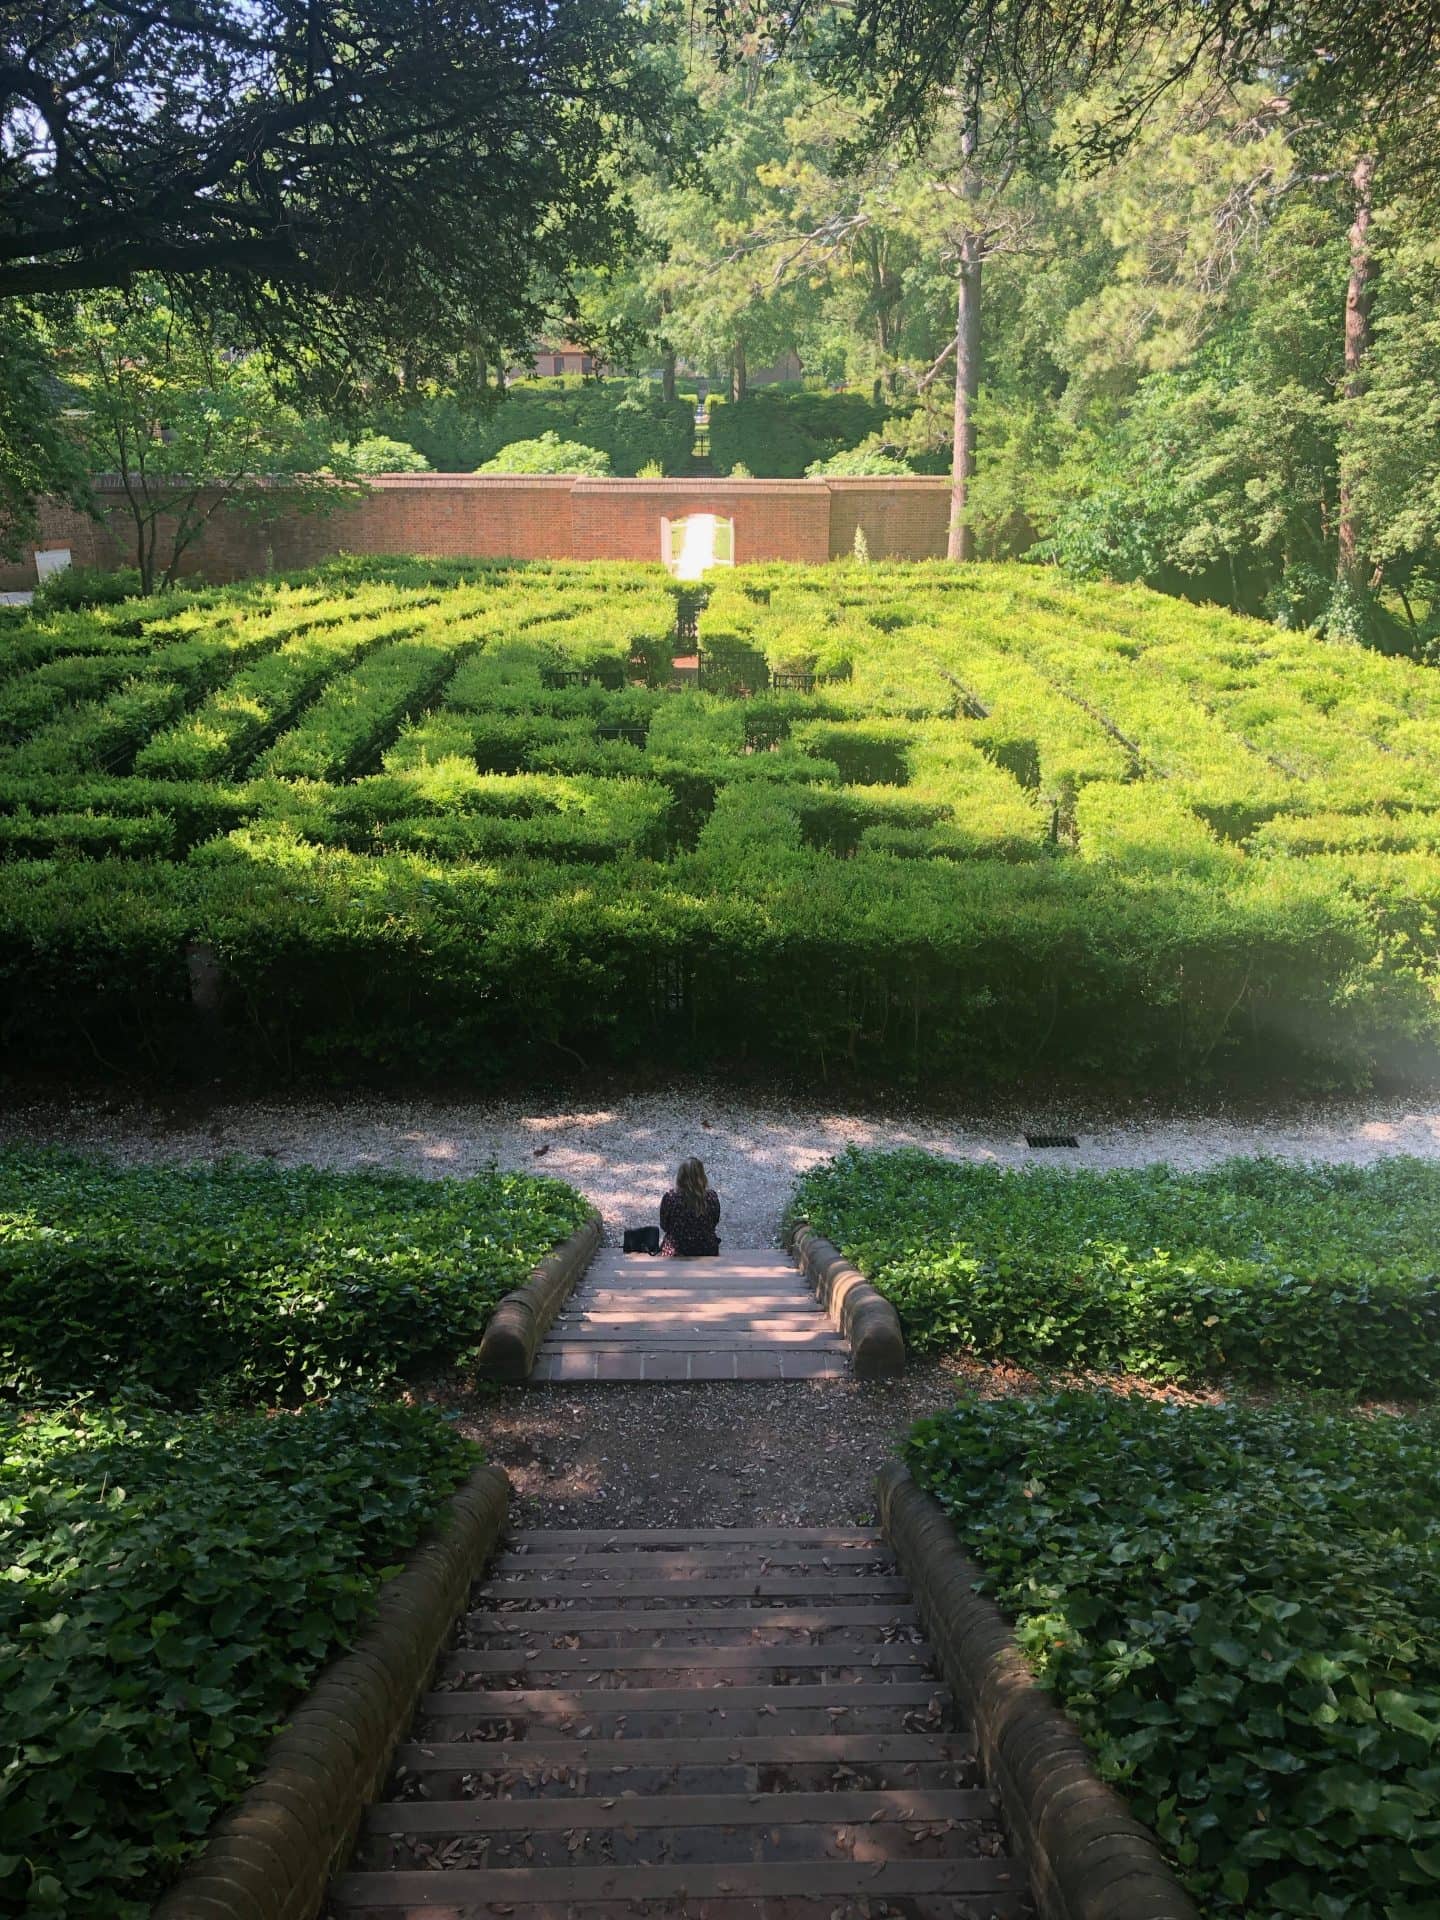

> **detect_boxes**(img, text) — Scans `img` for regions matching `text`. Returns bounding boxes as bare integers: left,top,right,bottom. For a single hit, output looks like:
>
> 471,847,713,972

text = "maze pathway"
531,1249,851,1382
329,1528,1030,1919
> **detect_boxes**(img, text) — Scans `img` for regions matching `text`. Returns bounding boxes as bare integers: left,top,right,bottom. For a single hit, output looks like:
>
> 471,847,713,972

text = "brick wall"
0,474,956,589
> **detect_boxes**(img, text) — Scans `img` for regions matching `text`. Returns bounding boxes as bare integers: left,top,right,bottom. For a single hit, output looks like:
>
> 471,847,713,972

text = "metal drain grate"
1024,1132,1079,1149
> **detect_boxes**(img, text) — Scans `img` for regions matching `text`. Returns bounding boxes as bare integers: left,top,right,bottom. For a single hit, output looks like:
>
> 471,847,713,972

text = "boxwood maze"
3,557,1440,1083
906,1393,1440,1920
789,1148,1440,1396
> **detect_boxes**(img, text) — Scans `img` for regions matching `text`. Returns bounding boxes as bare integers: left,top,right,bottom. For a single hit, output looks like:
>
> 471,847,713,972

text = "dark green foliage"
0,1150,592,1401
31,568,145,614
383,382,694,475
907,1393,1440,1919
709,389,890,478
790,1150,1440,1394
1,1395,474,1918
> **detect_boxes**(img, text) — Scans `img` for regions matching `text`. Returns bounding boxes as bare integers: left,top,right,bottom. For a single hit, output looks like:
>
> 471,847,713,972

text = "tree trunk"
947,80,983,564
662,350,676,405
1337,150,1376,585
730,339,747,405
947,240,981,562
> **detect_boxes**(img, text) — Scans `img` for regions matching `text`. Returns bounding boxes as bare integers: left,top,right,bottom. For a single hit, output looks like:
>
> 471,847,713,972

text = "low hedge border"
875,1460,1198,1920
788,1223,905,1378
151,1462,511,1920
476,1215,602,1381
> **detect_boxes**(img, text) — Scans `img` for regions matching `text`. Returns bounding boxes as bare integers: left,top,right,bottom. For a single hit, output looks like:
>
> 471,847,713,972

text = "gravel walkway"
5,1083,1439,1246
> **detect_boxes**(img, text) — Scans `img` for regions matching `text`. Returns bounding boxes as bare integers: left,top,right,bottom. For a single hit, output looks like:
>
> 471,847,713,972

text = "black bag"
623,1226,661,1254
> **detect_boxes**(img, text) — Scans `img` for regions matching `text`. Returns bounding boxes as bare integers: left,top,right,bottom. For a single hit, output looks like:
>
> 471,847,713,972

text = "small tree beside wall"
60,288,360,593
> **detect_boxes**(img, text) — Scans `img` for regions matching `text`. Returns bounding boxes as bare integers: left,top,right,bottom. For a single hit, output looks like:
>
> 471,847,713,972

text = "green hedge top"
789,1150,1440,1395
709,388,891,478
376,382,694,476
0,1149,593,1401
906,1392,1440,1920
1,1396,474,1918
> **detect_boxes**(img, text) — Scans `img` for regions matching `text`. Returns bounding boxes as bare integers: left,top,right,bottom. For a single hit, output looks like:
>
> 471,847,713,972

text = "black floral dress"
659,1186,721,1257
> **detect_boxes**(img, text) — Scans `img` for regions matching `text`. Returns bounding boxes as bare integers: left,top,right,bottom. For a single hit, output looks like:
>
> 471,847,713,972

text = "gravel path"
5,1083,1439,1246
432,1362,1006,1531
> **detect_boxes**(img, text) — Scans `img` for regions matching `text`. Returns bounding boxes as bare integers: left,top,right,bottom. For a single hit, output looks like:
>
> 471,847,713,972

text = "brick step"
530,1351,850,1382
484,1573,913,1601
461,1606,919,1637
388,1745,973,1797
330,1527,1029,1919
499,1543,890,1559
419,1682,948,1719
541,1329,848,1347
367,1785,997,1835
515,1527,883,1545
393,1732,966,1772
332,1859,1024,1908
435,1645,931,1681
553,1309,826,1327
336,1896,1030,1919
588,1252,794,1267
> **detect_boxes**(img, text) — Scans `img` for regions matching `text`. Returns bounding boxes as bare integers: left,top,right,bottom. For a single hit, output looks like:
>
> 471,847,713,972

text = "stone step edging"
875,1461,1200,1920
150,1462,511,1920
476,1216,603,1381
787,1223,906,1378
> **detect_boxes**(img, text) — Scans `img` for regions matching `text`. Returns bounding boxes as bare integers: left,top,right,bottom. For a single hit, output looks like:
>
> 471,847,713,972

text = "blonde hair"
676,1157,709,1201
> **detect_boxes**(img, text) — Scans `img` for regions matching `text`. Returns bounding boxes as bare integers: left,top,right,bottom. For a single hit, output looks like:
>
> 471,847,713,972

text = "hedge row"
788,1149,1440,1395
3,560,1440,1086
375,380,694,475
1,843,1430,1085
709,389,894,477
2,1396,474,1918
907,1393,1440,1918
0,1148,592,1399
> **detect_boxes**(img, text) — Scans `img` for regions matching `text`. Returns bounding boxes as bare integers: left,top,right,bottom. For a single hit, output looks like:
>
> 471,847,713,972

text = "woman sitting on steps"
659,1157,721,1257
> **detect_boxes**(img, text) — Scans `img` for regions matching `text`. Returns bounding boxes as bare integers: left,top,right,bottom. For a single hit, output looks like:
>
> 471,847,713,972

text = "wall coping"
85,471,952,494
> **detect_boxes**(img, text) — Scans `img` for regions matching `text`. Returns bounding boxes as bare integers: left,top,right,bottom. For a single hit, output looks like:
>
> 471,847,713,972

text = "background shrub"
907,1393,1440,1919
710,389,892,477
478,432,611,475
374,380,693,475
806,448,915,476
342,434,432,473
31,566,144,613
1,1396,473,1918
789,1150,1440,1394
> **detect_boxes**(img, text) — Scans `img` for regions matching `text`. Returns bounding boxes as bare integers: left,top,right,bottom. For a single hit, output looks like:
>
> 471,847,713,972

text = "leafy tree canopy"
0,0,675,372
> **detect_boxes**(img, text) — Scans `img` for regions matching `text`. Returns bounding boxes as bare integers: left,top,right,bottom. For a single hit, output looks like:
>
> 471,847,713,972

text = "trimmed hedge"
709,389,890,477
907,1392,1440,1919
789,1150,1440,1395
3,560,1440,1088
378,380,694,476
0,1149,592,1400
1,1395,473,1918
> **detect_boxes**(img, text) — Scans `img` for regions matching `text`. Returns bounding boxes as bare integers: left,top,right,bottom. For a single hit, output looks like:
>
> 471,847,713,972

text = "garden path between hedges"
8,1081,1438,1531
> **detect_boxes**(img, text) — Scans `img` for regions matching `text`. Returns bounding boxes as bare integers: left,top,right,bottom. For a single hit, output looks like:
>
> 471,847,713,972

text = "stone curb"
476,1215,603,1381
875,1461,1200,1920
787,1222,905,1378
151,1463,511,1920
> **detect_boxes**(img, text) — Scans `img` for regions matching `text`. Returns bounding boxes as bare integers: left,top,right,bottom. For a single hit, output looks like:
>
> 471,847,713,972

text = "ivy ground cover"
790,1149,1440,1395
4,556,1440,1085
1,1397,474,1918
0,1147,592,1400
907,1393,1440,1919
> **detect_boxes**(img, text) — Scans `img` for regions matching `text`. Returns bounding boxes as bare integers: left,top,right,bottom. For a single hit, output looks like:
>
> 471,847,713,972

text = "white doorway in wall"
662,514,735,580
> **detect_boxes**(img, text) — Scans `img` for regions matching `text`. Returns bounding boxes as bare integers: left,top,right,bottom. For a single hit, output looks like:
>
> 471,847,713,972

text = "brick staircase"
329,1528,1030,1918
531,1249,851,1382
